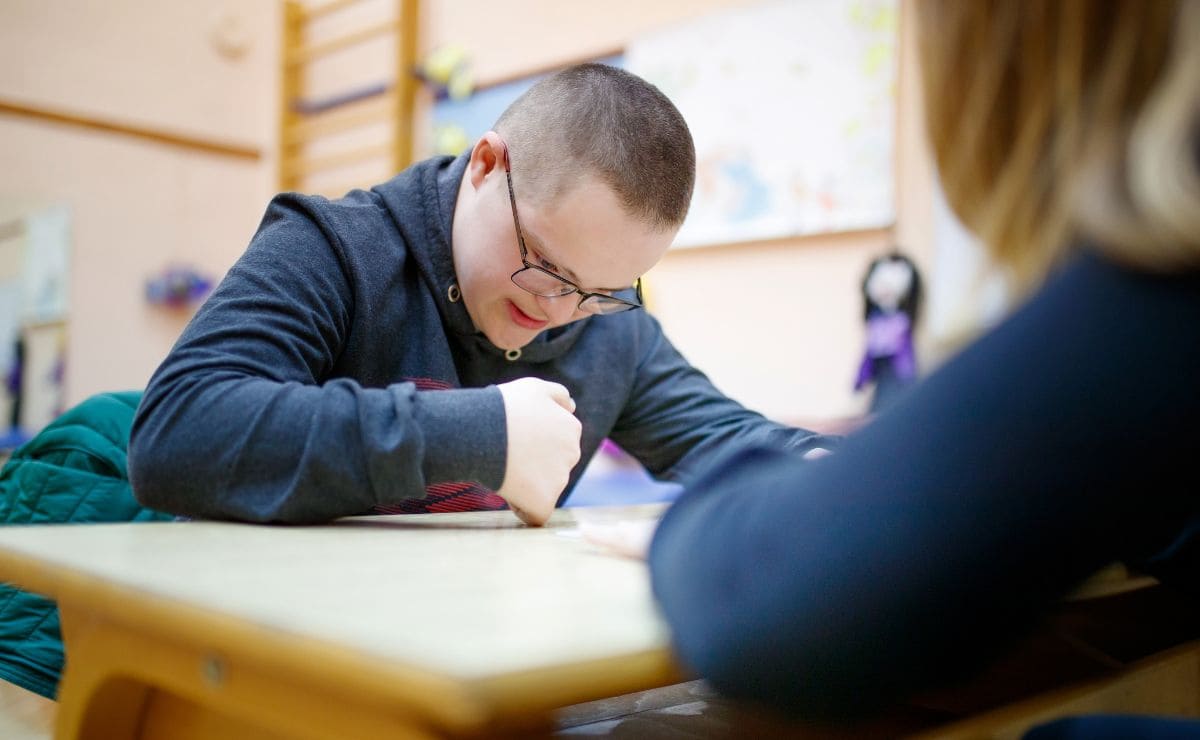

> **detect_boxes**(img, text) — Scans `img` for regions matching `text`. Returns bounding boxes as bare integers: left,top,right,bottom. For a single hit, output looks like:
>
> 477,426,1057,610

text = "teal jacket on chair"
0,390,170,699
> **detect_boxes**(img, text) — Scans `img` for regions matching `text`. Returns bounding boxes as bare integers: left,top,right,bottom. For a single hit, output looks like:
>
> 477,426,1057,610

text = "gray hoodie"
130,153,833,523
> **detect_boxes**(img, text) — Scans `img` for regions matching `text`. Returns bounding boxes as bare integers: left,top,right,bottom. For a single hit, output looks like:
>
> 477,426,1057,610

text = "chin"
485,326,531,352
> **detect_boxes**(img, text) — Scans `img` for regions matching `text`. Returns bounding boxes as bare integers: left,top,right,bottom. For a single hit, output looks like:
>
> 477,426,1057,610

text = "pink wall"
0,0,279,404
0,1,274,143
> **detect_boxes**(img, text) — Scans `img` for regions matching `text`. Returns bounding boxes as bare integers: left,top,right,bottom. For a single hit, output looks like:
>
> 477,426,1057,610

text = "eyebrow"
522,226,629,293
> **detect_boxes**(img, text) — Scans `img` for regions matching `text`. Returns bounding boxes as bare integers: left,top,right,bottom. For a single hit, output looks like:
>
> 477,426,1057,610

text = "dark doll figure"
853,251,922,413
6,335,23,431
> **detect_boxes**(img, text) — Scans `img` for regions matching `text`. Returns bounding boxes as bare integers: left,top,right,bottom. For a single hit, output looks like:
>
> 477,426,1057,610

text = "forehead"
517,174,675,287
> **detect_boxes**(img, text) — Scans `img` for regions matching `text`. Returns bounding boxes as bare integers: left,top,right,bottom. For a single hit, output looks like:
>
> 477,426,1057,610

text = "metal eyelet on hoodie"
505,349,522,362
447,283,461,302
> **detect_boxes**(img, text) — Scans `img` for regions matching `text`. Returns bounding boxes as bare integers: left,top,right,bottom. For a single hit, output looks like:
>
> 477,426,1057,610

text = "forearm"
613,322,838,484
130,374,506,523
660,417,837,484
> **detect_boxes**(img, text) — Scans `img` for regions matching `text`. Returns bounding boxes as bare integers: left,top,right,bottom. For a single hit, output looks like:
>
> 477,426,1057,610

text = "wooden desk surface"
0,504,682,737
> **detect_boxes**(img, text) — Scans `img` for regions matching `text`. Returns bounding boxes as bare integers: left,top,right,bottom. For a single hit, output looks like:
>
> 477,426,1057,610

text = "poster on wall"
624,0,898,248
23,204,71,322
0,204,70,448
0,221,22,439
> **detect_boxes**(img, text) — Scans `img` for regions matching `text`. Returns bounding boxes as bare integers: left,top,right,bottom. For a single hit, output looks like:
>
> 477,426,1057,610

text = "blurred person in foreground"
590,0,1200,724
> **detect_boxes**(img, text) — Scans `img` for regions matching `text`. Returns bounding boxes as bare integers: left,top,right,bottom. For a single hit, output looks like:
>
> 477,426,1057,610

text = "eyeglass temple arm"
495,138,511,173
499,135,640,306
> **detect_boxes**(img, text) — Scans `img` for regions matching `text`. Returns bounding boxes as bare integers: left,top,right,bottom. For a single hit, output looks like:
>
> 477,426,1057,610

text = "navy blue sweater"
129,154,833,523
650,249,1200,717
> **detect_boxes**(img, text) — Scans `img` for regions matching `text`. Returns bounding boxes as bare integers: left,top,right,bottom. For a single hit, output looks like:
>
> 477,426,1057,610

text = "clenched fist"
496,378,582,526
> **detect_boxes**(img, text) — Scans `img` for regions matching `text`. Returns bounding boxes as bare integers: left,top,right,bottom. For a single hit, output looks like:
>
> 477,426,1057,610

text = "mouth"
506,300,548,330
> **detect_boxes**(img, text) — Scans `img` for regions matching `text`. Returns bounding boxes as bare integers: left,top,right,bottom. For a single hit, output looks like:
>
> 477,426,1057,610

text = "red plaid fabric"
371,377,509,515
373,481,508,514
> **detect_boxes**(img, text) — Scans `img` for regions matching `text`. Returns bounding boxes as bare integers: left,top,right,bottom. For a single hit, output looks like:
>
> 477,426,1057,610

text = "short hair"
917,0,1200,286
494,63,696,231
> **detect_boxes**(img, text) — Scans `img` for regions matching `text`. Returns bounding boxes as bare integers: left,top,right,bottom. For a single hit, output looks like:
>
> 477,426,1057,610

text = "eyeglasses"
497,139,644,316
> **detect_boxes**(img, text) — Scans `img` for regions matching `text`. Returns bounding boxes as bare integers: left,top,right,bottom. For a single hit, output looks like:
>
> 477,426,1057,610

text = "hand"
579,519,659,560
496,378,582,526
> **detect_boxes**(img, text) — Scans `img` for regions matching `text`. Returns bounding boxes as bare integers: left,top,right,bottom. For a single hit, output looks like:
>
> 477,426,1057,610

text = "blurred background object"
144,264,214,309
854,250,921,413
0,202,70,453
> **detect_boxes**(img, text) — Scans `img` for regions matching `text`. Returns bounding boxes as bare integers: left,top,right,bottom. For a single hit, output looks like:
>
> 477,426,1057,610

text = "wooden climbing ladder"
278,0,420,196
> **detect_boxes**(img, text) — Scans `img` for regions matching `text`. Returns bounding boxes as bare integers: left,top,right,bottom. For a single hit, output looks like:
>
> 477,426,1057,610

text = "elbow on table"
127,426,192,517
128,426,333,525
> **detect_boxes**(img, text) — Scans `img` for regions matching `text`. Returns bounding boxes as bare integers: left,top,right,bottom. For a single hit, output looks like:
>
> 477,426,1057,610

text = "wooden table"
0,504,683,739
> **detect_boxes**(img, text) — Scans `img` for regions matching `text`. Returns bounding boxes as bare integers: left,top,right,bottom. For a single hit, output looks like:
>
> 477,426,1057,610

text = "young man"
129,63,834,525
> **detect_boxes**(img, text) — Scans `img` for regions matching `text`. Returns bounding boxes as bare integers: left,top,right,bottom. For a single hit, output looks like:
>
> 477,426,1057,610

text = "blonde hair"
917,0,1200,288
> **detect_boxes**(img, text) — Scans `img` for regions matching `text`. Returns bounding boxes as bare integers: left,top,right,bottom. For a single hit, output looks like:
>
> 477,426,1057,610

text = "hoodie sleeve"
610,313,838,486
129,194,506,524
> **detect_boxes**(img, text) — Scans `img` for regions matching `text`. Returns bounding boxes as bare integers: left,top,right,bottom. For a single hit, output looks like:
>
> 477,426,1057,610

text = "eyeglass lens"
511,267,638,315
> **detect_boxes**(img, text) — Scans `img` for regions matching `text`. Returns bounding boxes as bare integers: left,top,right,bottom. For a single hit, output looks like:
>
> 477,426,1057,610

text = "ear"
466,131,508,189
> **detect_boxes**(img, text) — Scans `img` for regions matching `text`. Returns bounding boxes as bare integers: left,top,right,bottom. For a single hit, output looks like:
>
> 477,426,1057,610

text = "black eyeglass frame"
496,139,644,315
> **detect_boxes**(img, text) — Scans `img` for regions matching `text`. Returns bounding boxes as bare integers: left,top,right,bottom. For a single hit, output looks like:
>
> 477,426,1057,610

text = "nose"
535,293,581,324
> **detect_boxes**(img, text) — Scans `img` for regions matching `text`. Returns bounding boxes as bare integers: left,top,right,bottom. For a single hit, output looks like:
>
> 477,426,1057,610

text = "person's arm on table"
609,313,839,488
130,195,511,524
648,253,1200,718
